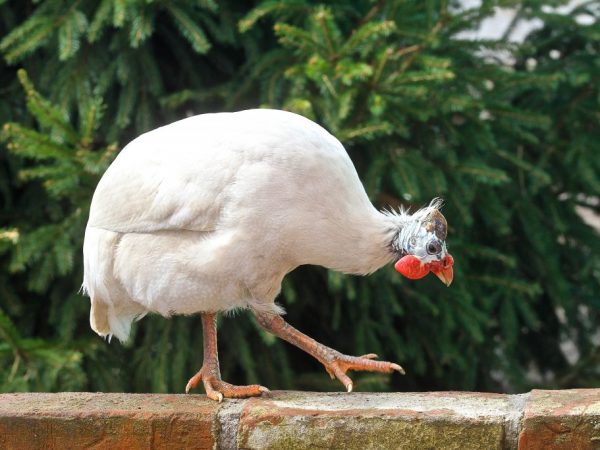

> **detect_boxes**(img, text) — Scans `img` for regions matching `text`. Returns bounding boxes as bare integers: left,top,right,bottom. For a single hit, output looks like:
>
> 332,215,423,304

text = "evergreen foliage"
0,0,598,393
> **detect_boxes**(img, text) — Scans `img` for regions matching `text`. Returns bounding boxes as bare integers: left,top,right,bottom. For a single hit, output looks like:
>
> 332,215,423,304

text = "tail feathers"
90,298,146,343
90,298,111,337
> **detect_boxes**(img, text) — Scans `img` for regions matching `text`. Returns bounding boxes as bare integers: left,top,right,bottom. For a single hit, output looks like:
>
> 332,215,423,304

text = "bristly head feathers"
383,198,445,255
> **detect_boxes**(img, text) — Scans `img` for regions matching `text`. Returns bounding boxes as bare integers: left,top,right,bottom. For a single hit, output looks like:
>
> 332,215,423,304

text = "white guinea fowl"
83,108,454,400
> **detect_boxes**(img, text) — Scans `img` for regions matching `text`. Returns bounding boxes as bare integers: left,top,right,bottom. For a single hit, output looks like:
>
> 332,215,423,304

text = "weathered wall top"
1,389,599,449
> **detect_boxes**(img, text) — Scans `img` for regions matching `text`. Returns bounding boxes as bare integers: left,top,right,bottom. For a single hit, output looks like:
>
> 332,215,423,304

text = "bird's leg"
254,312,404,392
185,312,268,401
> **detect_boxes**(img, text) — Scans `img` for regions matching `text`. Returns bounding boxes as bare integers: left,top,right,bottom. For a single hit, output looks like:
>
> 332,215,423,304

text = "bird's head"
391,203,454,286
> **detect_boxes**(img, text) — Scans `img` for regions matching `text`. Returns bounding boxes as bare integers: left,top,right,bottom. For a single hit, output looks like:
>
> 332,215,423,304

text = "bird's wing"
87,131,240,234
87,108,358,235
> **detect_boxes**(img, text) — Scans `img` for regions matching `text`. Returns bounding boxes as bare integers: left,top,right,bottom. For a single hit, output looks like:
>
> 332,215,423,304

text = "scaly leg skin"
185,312,269,402
254,312,405,393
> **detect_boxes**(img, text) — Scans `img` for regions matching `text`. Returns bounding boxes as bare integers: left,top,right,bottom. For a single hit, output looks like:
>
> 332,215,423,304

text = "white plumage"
83,109,449,343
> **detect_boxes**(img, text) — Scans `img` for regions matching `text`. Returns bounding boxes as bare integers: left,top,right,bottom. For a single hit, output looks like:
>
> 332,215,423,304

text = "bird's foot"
322,352,405,393
185,368,269,402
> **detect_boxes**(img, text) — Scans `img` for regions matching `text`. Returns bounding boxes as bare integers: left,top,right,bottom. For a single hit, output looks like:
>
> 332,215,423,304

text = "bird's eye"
426,240,442,255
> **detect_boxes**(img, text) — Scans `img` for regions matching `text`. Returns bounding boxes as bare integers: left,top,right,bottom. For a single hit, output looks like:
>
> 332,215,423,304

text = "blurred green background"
0,0,599,394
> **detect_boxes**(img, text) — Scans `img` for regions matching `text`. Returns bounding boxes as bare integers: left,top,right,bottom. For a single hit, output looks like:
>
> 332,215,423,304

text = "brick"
237,391,513,450
3,389,600,449
518,389,600,450
0,393,218,450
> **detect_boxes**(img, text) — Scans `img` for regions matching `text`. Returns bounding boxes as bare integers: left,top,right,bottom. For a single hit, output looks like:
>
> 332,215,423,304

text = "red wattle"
394,255,430,280
430,253,454,272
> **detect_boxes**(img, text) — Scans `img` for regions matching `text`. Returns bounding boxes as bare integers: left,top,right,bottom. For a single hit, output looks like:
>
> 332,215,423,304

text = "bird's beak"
431,266,453,287
430,253,454,287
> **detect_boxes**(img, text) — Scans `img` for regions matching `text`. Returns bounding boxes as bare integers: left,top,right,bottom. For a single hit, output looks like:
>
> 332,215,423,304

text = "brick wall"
1,389,599,449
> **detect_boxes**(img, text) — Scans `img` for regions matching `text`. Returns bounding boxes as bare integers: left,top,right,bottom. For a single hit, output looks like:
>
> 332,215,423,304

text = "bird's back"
88,109,367,236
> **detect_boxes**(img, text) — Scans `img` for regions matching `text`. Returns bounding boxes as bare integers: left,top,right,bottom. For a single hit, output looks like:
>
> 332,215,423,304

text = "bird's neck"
297,208,413,275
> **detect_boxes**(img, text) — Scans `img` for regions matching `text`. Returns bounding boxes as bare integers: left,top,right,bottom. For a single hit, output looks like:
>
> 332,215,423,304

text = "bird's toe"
195,374,269,401
391,363,406,375
185,372,203,394
323,351,406,392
